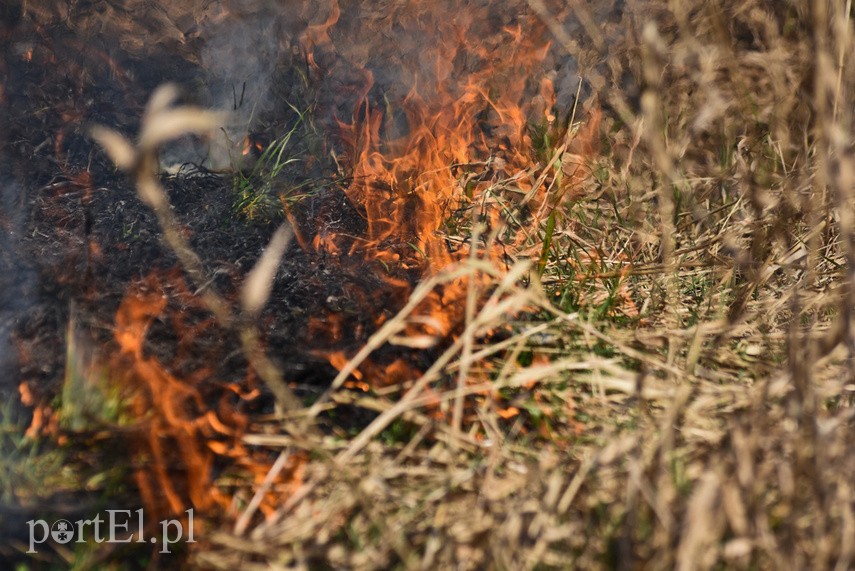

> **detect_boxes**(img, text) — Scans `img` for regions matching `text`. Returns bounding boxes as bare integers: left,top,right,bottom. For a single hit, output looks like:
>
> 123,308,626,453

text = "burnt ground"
17,168,405,398
0,2,429,414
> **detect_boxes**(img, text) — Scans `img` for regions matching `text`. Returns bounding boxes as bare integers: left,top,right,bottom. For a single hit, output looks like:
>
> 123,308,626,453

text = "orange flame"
301,2,583,388
335,18,552,273
112,271,303,521
300,1,342,72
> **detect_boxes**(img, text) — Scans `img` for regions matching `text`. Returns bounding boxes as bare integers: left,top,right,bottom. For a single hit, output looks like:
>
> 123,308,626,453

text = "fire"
300,1,341,73
113,270,303,521
333,17,553,272
241,134,264,157
295,1,563,388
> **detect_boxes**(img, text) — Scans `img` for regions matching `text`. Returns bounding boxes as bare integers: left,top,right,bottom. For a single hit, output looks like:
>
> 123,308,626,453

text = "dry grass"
38,0,855,569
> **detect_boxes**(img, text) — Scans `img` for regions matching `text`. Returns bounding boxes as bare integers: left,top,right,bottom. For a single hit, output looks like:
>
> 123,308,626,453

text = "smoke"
188,8,290,171
155,8,289,172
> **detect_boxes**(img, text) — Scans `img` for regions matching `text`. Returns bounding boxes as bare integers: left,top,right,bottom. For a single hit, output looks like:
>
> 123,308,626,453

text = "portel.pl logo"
27,509,195,554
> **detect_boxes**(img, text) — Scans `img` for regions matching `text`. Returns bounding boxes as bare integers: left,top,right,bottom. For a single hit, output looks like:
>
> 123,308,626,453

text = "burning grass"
5,0,855,569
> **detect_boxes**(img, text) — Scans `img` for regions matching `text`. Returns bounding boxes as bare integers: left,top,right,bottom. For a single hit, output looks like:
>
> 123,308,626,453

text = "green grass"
0,402,74,505
231,107,315,222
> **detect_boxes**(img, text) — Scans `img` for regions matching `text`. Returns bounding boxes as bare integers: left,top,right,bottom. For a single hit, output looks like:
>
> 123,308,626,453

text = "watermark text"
27,509,195,554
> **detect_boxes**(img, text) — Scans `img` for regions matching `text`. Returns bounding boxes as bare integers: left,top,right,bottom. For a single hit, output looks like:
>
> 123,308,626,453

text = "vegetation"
230,107,315,222
9,1,855,569
191,3,855,569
